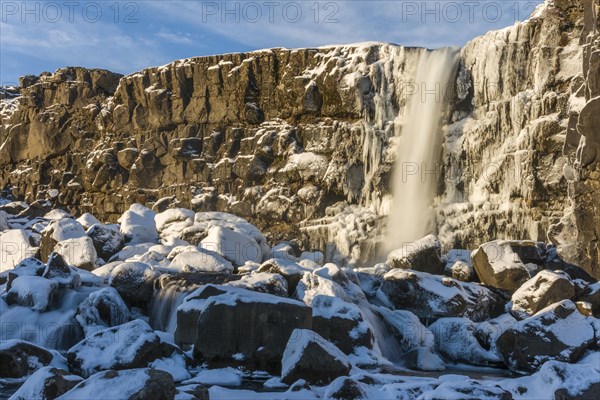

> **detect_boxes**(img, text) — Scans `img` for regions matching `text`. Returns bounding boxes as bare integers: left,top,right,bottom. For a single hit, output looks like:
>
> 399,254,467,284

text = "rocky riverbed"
0,202,598,399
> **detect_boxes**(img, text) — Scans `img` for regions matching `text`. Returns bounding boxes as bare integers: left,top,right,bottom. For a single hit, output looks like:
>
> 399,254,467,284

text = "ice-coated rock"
295,264,366,306
429,317,513,366
86,224,124,261
0,229,38,272
10,366,83,400
66,319,182,377
377,269,504,322
510,270,575,319
5,276,58,311
57,368,175,400
402,347,445,372
471,240,545,292
200,225,262,267
175,285,311,373
497,300,595,373
108,262,159,307
118,203,159,245
3,257,46,290
311,295,374,354
370,305,435,355
169,248,234,274
54,236,97,271
420,378,512,400
386,234,444,275
257,258,308,293
0,339,53,378
75,287,130,336
281,329,351,385
226,272,288,297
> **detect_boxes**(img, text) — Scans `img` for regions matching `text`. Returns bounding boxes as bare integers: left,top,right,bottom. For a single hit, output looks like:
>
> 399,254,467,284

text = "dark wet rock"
86,224,125,261
387,234,444,275
108,262,159,308
0,340,53,378
10,366,83,400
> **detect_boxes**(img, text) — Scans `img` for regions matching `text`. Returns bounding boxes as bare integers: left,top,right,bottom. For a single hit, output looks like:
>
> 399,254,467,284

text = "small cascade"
357,301,403,363
384,47,460,252
149,283,195,333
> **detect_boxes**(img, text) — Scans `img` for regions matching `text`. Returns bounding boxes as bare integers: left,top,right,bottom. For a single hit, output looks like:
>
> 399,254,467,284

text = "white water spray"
385,47,460,252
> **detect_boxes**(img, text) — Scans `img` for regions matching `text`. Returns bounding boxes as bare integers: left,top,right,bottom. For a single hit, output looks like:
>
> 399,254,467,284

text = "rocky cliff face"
437,0,600,278
0,0,598,277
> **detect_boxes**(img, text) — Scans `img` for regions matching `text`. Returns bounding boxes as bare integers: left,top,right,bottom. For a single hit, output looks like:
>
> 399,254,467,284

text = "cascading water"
384,47,460,252
149,283,195,333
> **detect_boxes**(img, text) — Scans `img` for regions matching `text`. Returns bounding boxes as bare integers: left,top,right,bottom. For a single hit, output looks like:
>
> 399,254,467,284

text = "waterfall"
357,301,403,363
384,47,460,252
149,284,194,333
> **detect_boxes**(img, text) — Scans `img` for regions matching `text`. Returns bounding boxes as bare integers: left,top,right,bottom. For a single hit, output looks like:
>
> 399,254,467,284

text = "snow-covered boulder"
281,329,351,385
444,249,476,282
10,366,83,400
75,287,130,336
40,219,86,262
42,253,81,288
86,224,124,261
354,264,389,298
510,270,575,319
3,257,46,290
324,377,367,400
57,368,176,400
377,269,504,322
169,248,234,273
0,340,53,378
295,264,366,306
226,272,288,297
108,242,155,262
118,203,159,245
580,281,600,316
76,213,101,230
311,295,374,354
0,229,38,272
155,208,194,234
66,319,183,378
497,300,595,373
500,360,600,399
5,276,58,311
175,285,311,373
108,262,159,307
429,317,511,366
386,234,444,275
200,225,262,267
54,236,97,271
420,377,512,400
257,258,308,293
471,240,545,292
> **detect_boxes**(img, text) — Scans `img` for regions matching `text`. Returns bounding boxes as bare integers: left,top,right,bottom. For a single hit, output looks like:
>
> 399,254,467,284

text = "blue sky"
1,1,543,85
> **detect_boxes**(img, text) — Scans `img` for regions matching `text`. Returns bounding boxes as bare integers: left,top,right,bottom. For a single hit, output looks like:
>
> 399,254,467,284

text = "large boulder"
200,225,262,267
86,224,124,261
0,229,38,272
57,368,175,400
10,367,83,400
54,236,98,271
108,262,159,308
281,329,351,385
225,272,289,297
295,264,366,306
169,248,234,274
40,219,86,262
257,258,308,293
75,287,130,336
42,252,82,288
510,270,575,319
3,257,46,290
497,300,595,373
311,295,374,354
0,340,53,378
66,319,182,377
175,285,311,373
444,249,476,282
155,208,194,236
118,204,159,245
386,234,444,275
377,269,504,322
5,275,59,311
471,240,545,292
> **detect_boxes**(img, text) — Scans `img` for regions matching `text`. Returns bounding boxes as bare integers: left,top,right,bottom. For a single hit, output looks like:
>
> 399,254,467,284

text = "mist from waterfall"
384,47,460,253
